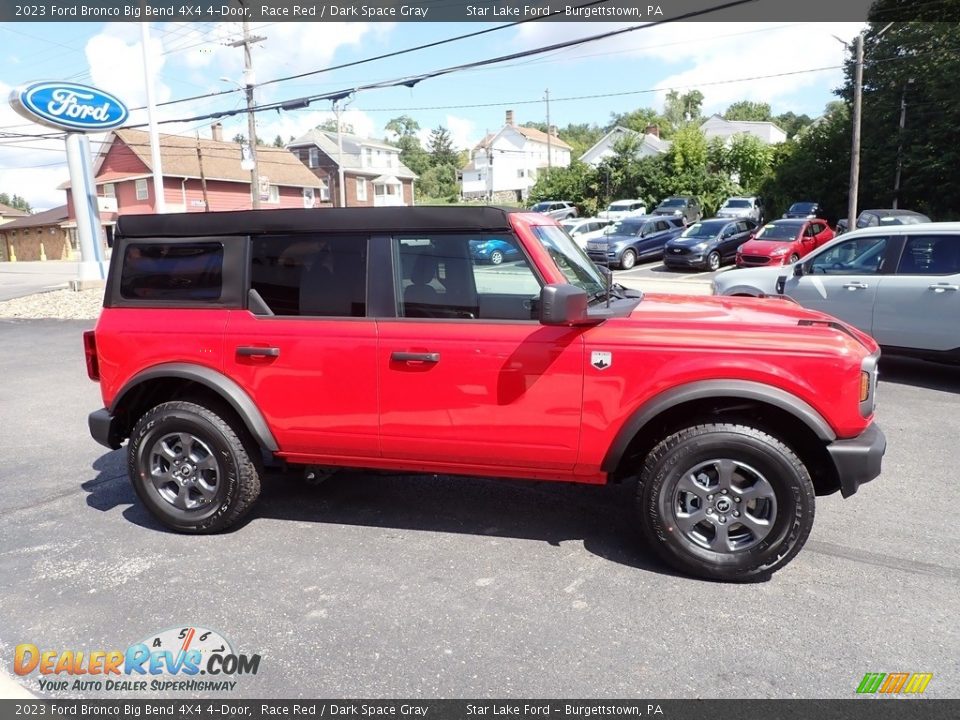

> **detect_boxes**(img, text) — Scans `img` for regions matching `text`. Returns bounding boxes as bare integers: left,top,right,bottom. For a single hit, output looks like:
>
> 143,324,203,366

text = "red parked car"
85,207,884,581
736,218,834,267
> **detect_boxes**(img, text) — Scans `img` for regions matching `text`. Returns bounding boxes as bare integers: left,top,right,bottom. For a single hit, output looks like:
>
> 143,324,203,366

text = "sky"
0,17,864,210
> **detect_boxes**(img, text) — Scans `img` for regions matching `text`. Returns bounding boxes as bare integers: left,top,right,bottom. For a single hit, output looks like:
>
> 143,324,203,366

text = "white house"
579,125,671,167
459,110,572,202
700,114,787,145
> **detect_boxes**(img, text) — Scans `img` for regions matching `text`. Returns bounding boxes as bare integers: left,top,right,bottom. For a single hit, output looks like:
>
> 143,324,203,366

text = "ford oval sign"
9,81,128,132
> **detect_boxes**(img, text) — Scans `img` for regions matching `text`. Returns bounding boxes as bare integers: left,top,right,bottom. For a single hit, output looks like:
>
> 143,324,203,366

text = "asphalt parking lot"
1,318,958,699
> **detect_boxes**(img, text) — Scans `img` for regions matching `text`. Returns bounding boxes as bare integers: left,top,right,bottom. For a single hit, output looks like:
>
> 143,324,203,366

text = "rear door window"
898,235,960,275
120,242,223,301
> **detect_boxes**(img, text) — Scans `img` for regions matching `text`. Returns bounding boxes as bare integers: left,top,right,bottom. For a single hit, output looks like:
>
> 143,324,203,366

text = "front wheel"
706,251,721,272
489,250,504,265
788,253,800,264
620,249,637,270
636,423,815,581
128,401,262,533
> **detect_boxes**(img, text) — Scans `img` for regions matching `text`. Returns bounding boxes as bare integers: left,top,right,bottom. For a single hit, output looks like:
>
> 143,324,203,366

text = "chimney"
211,122,223,142
644,124,659,138
549,125,558,137
505,110,515,127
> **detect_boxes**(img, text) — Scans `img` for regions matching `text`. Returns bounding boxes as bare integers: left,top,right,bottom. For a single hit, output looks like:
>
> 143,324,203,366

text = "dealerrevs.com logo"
14,626,260,693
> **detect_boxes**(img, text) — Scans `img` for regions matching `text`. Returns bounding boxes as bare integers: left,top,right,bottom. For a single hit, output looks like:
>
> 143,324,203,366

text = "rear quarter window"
120,242,223,301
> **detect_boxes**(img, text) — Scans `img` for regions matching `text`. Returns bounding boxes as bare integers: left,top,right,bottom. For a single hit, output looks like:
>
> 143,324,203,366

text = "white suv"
714,223,960,361
598,199,647,221
716,196,763,223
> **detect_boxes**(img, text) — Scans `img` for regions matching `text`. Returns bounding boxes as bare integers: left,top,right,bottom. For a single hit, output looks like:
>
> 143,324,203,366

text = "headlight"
737,244,745,253
691,242,708,251
770,247,789,256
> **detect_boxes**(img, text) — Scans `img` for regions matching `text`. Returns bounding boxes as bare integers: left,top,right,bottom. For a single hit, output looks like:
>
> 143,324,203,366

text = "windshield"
724,199,751,208
788,202,816,213
754,223,801,241
532,225,606,296
608,202,632,211
680,221,725,238
608,220,643,236
658,198,685,208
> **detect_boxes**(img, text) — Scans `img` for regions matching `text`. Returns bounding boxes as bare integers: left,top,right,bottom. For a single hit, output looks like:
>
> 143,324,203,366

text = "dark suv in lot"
584,215,685,269
652,196,702,225
85,206,885,581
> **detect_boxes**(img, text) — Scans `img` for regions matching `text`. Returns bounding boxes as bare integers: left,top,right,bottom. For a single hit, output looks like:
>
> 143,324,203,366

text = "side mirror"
539,284,592,326
793,263,805,277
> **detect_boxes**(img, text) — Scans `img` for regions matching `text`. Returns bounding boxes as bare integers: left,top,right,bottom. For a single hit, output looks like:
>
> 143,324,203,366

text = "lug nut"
733,511,740,517
721,489,728,495
707,495,714,501
719,517,726,524
735,497,741,503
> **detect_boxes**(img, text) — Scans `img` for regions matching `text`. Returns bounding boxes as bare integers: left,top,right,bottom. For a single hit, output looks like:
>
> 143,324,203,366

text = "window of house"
517,169,525,178
103,183,116,198
356,178,367,202
249,234,367,317
302,188,315,207
394,234,541,321
308,147,319,168
268,185,280,204
319,179,330,201
135,178,149,201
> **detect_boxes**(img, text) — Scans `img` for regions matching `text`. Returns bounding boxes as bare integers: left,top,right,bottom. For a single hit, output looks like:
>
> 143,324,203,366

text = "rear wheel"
490,249,504,265
636,423,815,581
620,249,637,270
128,401,261,533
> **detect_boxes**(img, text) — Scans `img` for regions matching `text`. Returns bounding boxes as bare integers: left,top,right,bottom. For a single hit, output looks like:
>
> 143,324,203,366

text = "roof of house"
0,202,29,217
701,114,787,137
578,126,670,163
0,205,67,230
78,129,323,189
472,133,495,151
511,125,572,150
286,129,417,179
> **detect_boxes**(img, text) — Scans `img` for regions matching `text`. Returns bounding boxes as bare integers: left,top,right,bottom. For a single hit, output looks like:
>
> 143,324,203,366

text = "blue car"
470,238,519,265
584,215,685,269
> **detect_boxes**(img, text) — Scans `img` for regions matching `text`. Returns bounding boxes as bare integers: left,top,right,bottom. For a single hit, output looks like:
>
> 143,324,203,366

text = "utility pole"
847,31,864,230
335,99,346,207
229,17,265,209
195,132,210,212
892,80,911,209
545,88,552,171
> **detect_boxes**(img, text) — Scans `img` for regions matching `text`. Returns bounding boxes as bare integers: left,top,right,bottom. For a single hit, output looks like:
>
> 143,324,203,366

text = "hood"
612,293,875,353
737,237,795,255
667,235,713,246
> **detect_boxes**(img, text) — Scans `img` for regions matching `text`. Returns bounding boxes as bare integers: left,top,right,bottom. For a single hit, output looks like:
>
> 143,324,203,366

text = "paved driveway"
0,262,79,301
0,319,958,698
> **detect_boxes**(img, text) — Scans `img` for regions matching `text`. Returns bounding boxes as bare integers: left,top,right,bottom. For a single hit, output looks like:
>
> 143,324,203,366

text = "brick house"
0,205,71,262
62,126,324,246
287,129,416,207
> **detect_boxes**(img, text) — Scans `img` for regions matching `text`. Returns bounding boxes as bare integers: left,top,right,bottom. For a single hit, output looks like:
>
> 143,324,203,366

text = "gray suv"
531,201,578,221
652,196,702,225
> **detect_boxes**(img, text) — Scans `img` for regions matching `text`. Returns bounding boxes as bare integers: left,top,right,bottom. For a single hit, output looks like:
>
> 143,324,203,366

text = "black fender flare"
600,379,836,473
110,363,279,452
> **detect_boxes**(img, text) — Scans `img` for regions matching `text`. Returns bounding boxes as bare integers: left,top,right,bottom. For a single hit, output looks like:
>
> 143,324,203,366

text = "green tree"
774,111,813,139
427,126,458,167
663,89,705,128
272,135,285,148
417,163,459,202
385,115,431,177
528,161,597,214
0,192,31,213
665,123,708,175
723,100,773,122
316,118,354,134
725,134,773,193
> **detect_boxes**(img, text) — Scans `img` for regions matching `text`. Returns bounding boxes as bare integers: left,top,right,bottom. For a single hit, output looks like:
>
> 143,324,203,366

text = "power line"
126,0,620,113
125,0,758,129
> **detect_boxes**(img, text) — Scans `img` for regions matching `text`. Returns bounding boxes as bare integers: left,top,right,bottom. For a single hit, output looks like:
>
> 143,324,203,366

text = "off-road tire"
128,401,261,533
636,423,815,581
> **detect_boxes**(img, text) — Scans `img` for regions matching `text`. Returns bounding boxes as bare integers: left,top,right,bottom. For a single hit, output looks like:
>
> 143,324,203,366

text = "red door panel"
377,320,584,470
223,311,379,457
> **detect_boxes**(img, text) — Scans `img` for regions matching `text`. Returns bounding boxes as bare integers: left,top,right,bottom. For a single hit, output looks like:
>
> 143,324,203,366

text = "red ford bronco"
85,207,885,581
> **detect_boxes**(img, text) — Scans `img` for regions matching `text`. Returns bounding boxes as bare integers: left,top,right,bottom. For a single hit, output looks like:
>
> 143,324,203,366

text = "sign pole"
65,132,107,282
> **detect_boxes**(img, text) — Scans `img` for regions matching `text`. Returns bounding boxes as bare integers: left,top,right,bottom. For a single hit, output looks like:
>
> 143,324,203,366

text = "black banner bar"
1,700,959,720
0,0,942,24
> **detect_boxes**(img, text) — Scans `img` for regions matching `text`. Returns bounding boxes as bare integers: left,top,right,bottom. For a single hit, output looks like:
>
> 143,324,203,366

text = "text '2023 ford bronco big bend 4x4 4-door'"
85,207,885,581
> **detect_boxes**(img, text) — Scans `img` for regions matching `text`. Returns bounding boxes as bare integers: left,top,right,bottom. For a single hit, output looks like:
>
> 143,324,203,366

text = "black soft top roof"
116,206,520,239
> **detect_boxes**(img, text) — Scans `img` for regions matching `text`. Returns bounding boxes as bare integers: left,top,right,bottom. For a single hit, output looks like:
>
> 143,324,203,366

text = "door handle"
391,351,440,363
236,346,280,358
842,282,869,290
928,283,959,292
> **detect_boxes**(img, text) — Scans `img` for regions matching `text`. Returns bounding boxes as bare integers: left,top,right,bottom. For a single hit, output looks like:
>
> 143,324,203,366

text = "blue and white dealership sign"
9,81,128,132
